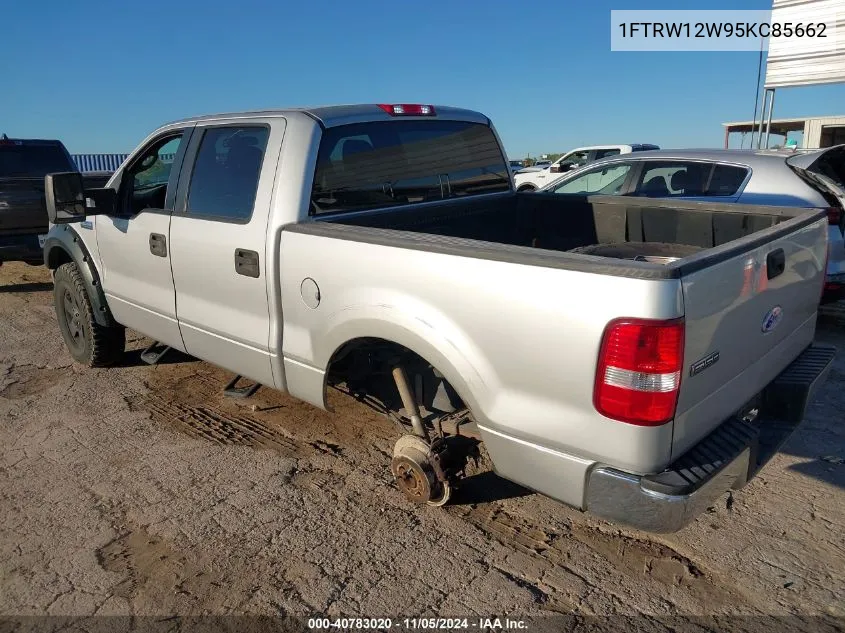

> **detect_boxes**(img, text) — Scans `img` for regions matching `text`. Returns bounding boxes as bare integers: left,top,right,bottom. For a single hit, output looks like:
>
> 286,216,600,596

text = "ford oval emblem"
762,306,783,333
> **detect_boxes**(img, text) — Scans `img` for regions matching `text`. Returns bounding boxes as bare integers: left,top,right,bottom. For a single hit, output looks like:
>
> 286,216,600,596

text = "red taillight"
377,103,436,116
594,318,685,426
826,207,842,225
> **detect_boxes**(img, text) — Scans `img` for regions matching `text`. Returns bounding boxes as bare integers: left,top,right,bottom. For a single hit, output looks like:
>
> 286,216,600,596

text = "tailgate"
0,178,49,234
671,211,828,457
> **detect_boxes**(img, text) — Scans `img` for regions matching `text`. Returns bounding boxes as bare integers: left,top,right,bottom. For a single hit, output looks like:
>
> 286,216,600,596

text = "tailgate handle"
767,249,785,280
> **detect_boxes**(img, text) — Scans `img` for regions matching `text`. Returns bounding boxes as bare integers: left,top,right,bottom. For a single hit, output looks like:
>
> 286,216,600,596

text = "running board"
223,375,261,399
140,342,171,365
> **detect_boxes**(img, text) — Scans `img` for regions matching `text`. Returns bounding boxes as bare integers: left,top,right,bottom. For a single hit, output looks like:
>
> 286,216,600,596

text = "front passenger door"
96,129,193,351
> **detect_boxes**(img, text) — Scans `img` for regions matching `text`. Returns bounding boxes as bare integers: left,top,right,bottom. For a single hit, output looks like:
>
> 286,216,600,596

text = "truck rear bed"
315,192,828,460
333,192,804,258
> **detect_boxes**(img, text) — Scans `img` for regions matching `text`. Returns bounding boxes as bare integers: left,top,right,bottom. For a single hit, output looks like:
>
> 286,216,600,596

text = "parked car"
0,136,79,266
0,136,113,267
514,144,660,190
538,147,845,302
42,104,833,532
508,159,525,173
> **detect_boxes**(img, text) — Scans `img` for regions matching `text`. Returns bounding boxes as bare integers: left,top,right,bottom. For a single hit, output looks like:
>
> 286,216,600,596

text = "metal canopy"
764,0,845,89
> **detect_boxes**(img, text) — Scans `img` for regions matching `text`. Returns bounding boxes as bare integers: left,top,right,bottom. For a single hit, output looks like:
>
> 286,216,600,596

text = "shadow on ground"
0,281,53,293
450,470,533,505
117,348,199,369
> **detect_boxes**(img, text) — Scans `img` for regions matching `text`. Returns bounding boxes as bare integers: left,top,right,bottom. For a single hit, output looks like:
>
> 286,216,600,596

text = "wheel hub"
63,291,83,342
391,434,451,506
391,455,434,502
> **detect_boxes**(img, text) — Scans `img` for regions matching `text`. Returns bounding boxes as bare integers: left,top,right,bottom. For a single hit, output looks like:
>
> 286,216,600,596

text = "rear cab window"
0,140,74,178
311,120,509,215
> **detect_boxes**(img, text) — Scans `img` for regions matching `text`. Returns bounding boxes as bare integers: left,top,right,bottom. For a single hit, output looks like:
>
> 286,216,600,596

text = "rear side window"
707,164,748,196
0,142,73,178
634,161,747,197
186,126,269,221
311,120,509,215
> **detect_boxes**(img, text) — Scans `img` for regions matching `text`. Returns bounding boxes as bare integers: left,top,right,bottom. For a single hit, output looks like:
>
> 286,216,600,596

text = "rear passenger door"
169,119,286,386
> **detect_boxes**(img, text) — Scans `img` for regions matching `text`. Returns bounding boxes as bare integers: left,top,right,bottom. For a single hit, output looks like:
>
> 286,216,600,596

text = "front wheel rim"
62,289,85,350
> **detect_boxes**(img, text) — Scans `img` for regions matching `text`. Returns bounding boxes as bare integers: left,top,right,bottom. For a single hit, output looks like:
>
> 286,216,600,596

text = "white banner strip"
610,9,841,52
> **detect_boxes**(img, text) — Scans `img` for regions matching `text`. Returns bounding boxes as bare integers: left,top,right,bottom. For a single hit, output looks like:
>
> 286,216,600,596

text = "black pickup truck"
0,136,111,267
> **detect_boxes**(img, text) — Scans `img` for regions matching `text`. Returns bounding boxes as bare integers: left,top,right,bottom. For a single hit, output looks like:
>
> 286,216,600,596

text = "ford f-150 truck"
42,104,834,532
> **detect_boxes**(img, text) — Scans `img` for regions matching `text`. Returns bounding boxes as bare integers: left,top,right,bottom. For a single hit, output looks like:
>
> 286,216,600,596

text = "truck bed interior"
324,193,808,262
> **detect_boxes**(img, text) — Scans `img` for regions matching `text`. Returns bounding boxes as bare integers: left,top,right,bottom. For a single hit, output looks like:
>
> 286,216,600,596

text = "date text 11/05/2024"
617,21,828,39
307,617,528,630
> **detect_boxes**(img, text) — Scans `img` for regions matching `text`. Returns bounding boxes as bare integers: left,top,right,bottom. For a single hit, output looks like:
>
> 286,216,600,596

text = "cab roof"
163,104,490,128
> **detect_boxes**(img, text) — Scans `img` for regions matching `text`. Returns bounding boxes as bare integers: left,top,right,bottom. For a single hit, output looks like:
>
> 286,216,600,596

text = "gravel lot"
2,261,845,631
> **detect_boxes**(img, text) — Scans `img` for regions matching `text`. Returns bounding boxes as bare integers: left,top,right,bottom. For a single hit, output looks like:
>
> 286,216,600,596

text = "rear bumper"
585,344,835,533
0,233,44,264
822,271,845,303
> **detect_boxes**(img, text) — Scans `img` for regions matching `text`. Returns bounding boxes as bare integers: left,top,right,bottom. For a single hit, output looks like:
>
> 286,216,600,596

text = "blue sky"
3,0,844,156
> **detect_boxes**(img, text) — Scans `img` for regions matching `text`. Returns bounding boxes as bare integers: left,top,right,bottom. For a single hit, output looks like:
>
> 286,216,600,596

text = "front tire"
517,185,536,192
53,262,125,367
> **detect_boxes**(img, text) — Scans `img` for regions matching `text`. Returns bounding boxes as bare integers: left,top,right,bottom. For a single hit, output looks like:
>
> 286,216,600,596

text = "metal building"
72,153,130,172
722,114,845,149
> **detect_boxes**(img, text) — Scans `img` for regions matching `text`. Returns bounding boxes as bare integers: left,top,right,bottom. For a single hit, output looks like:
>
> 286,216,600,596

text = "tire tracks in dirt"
131,348,766,616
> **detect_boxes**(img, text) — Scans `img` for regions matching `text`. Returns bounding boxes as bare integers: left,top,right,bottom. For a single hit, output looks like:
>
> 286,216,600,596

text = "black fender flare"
43,225,116,327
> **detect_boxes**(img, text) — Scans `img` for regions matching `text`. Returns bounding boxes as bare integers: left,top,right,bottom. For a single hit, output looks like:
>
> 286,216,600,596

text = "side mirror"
44,172,86,224
549,164,562,174
45,172,117,224
85,187,117,216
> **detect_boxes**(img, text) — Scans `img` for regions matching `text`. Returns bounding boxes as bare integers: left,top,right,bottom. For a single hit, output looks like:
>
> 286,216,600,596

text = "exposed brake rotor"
391,435,451,506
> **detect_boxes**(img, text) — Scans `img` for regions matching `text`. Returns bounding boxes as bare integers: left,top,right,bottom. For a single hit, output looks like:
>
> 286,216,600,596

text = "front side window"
186,126,269,221
593,149,621,161
560,150,590,170
127,134,183,214
551,163,632,195
311,120,509,215
133,136,181,190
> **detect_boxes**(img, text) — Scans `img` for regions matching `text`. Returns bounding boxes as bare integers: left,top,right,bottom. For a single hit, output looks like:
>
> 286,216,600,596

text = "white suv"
514,143,659,191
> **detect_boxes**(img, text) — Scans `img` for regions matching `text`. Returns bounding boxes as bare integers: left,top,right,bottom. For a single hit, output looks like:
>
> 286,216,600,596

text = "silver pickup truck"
42,104,834,532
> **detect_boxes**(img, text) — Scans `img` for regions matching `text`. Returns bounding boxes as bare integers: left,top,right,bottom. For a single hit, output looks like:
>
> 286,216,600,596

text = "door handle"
235,248,260,278
766,248,785,280
149,233,167,257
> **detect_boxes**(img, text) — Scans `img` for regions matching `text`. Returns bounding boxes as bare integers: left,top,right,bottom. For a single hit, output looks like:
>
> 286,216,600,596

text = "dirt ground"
2,261,845,630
